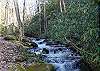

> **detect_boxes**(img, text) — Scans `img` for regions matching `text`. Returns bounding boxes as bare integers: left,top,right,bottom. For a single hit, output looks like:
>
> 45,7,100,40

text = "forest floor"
0,37,20,71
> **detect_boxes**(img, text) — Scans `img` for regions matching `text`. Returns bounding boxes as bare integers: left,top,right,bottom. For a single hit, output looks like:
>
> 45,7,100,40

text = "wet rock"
69,47,77,53
22,38,31,43
42,55,47,59
43,39,49,43
58,48,63,51
23,42,38,48
22,38,39,48
65,43,71,47
38,42,44,44
31,42,38,48
53,48,63,54
54,41,63,45
75,61,80,69
42,48,49,54
46,41,53,45
54,50,56,54
36,38,41,41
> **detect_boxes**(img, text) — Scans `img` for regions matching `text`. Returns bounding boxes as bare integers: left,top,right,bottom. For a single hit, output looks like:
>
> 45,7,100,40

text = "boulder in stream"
31,42,38,48
22,38,31,43
42,48,49,54
22,38,38,48
46,41,53,45
54,41,63,45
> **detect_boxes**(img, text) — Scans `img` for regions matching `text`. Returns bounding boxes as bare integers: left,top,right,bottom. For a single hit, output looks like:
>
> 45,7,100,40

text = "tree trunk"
11,8,14,34
98,2,100,38
13,0,23,41
38,0,42,36
59,0,63,13
4,1,9,36
23,0,26,37
62,0,66,12
43,1,46,36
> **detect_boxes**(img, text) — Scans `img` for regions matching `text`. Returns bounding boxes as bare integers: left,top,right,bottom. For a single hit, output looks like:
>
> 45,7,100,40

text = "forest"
0,0,100,71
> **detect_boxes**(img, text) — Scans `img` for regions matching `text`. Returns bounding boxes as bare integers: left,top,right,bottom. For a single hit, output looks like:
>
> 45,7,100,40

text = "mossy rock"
4,35,16,40
22,42,38,48
22,42,32,47
26,63,55,71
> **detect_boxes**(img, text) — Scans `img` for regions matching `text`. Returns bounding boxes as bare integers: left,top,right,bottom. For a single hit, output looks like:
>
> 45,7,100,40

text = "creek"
28,38,80,71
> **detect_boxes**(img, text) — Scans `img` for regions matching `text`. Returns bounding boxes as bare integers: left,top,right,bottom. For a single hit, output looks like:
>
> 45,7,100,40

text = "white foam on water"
30,38,80,71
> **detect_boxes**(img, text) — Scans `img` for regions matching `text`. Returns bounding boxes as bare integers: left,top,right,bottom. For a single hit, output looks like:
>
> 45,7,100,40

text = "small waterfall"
28,38,80,71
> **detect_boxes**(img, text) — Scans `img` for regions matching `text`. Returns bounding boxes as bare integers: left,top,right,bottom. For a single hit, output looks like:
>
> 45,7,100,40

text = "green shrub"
26,0,98,53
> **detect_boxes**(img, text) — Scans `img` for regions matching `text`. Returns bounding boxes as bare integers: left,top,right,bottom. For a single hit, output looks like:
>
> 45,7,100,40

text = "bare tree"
36,0,41,36
43,1,46,35
37,0,42,36
22,0,26,37
59,0,63,12
13,0,23,41
59,0,66,13
62,0,66,12
4,0,9,36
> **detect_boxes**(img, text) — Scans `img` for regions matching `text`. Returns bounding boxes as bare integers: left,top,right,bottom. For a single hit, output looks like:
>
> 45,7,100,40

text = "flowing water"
28,38,80,71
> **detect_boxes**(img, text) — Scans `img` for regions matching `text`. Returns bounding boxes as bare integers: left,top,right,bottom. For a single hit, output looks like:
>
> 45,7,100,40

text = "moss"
8,64,26,71
16,64,26,71
26,63,55,71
